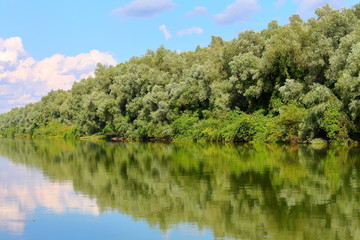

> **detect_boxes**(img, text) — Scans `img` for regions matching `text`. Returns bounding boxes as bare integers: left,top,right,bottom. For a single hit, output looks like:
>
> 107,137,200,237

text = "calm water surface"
0,139,359,240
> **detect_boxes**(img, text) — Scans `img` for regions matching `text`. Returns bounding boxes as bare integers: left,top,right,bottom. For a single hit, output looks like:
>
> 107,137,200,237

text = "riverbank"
2,133,358,147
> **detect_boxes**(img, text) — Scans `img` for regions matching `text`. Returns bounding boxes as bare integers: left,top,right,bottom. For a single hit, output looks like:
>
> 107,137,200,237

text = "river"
0,139,359,240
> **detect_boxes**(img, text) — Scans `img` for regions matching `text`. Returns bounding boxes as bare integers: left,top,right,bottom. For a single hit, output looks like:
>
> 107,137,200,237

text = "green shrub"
266,104,306,142
177,111,268,142
1,127,17,138
322,104,349,144
63,127,82,139
192,118,222,141
32,120,67,139
153,124,173,139
171,114,199,140
221,113,259,142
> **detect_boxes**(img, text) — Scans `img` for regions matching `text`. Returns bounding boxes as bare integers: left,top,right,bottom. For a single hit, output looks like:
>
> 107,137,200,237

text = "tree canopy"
1,4,359,143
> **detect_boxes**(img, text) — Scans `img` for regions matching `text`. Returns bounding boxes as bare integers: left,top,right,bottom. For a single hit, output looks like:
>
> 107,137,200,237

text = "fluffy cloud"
185,6,208,17
4,50,116,92
0,37,117,113
0,37,27,70
214,0,260,25
6,94,37,105
111,0,175,18
294,0,345,17
177,27,204,37
159,25,172,40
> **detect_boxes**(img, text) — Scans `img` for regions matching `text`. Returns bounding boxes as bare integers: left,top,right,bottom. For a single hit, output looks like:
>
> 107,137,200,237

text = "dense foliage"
1,140,360,239
1,4,360,143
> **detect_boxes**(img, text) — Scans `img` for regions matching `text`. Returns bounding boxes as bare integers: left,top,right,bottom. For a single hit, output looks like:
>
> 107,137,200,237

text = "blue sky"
0,0,359,112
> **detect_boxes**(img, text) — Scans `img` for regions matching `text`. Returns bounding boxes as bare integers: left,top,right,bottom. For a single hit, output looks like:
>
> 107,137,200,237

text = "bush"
322,104,349,144
192,118,222,141
266,104,306,142
221,113,261,142
171,114,199,140
153,124,173,139
32,120,69,139
63,127,82,139
171,111,268,142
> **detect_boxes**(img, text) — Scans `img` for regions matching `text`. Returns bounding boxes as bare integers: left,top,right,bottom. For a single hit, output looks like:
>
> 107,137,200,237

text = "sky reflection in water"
0,141,215,240
0,140,359,240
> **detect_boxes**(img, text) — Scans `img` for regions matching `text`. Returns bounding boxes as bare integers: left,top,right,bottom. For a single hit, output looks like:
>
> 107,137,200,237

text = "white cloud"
3,50,116,93
111,0,175,18
185,6,208,17
0,36,117,112
214,0,260,25
177,27,204,37
159,25,172,40
0,37,27,69
7,94,37,105
294,0,345,17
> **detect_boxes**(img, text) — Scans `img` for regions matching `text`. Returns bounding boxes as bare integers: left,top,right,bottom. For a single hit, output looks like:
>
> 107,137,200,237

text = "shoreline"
1,135,358,147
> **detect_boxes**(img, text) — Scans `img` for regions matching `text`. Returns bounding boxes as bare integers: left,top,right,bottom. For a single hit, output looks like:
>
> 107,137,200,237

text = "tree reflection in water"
0,139,359,240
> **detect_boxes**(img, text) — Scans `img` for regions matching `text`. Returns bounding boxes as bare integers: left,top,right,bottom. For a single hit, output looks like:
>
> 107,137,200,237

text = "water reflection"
0,139,359,240
0,157,99,235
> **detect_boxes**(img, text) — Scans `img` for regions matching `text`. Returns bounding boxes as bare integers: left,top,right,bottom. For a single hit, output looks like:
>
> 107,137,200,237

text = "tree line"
0,4,359,143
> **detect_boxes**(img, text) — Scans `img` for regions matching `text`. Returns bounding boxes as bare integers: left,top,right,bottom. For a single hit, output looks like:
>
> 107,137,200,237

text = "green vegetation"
1,140,360,239
1,4,360,143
